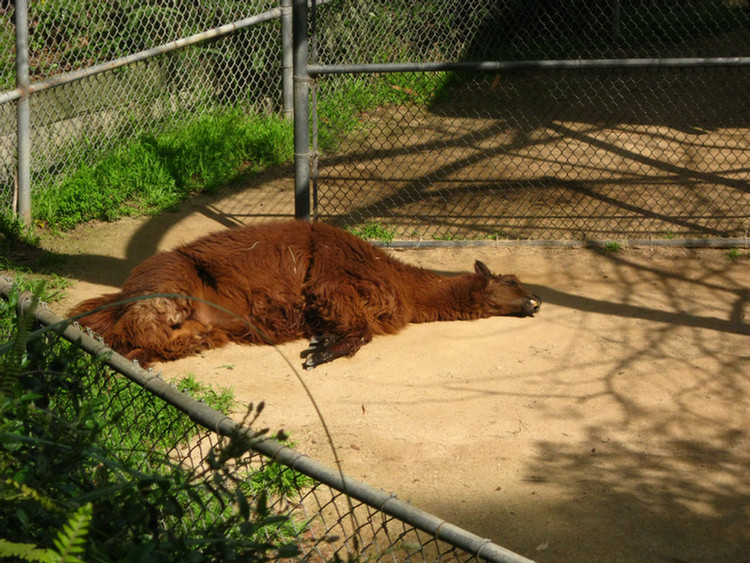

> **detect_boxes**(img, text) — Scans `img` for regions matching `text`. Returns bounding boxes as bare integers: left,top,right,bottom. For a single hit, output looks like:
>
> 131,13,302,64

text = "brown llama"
68,220,541,369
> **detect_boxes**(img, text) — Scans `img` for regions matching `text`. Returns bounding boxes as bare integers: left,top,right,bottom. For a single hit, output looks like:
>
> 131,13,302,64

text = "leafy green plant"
0,502,92,563
347,222,396,245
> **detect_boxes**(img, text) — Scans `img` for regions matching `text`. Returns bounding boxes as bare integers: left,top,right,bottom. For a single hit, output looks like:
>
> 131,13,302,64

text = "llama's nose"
528,296,542,314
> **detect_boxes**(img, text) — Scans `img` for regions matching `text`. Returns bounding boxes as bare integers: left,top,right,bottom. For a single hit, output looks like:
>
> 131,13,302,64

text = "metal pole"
292,0,310,221
375,237,750,250
611,0,621,39
281,0,293,119
307,56,750,76
15,0,31,224
310,0,318,220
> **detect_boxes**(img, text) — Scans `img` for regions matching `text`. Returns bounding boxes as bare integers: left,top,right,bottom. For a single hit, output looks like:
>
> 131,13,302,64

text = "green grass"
346,221,396,244
176,373,237,415
726,248,747,262
603,241,623,254
32,109,294,230
0,211,39,256
316,71,452,153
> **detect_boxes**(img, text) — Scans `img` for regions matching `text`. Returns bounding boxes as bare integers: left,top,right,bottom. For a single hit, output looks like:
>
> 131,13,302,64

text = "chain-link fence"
1,0,286,216
2,2,748,236
309,1,750,242
0,278,535,563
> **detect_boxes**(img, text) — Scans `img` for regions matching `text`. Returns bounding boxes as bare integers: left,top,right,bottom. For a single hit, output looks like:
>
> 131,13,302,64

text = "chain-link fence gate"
302,1,750,243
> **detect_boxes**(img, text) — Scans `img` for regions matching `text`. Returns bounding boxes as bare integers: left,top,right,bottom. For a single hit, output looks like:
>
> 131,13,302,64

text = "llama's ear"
474,260,493,278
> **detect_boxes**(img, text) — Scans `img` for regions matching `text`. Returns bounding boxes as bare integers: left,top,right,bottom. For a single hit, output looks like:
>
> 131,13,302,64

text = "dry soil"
44,185,750,563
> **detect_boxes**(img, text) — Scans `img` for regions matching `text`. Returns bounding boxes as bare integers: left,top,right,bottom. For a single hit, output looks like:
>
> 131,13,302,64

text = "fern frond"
52,503,92,563
0,539,56,562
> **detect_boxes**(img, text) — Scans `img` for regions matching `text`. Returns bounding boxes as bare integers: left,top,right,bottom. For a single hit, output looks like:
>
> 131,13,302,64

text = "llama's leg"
300,327,373,369
301,277,403,368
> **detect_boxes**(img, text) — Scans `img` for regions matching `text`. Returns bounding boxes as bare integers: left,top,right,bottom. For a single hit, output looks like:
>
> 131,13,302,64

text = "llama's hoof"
300,335,335,369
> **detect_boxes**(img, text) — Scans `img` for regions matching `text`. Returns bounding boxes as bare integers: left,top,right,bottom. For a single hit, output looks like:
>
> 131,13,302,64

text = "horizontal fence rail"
308,56,750,76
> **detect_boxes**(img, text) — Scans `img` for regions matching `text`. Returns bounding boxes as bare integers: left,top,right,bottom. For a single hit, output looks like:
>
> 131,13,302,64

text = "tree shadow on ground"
422,249,750,562
315,64,749,240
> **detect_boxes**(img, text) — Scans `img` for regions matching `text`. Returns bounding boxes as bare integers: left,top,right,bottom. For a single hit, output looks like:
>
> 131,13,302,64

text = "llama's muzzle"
526,296,542,315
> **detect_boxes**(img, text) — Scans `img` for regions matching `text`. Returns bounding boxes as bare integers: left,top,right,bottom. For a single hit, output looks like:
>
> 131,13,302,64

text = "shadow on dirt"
30,201,750,563
316,61,749,241
428,430,750,562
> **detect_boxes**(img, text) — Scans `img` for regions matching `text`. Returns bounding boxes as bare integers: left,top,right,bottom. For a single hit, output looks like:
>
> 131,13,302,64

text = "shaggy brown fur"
68,220,541,368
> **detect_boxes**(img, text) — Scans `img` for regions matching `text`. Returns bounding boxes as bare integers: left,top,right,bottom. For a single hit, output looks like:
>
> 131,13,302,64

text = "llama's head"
474,260,541,317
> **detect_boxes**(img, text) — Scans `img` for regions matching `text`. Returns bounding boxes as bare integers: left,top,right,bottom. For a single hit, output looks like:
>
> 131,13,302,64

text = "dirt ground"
39,180,750,563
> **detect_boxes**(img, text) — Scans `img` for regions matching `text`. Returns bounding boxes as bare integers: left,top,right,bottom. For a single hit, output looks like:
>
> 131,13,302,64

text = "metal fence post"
281,0,293,119
610,0,621,39
15,0,31,225
292,0,310,221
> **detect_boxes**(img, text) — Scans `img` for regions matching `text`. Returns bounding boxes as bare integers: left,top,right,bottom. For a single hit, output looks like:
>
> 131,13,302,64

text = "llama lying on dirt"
68,220,541,369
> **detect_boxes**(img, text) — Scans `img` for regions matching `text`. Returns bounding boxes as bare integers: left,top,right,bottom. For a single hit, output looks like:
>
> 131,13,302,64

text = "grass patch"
176,373,236,415
603,241,623,254
316,72,451,153
347,221,396,245
32,109,294,230
726,248,747,262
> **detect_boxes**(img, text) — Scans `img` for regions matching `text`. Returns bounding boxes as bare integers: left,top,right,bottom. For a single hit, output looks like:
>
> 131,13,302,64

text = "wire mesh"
2,1,748,236
0,0,13,210
311,1,750,242
315,66,750,241
0,0,283,215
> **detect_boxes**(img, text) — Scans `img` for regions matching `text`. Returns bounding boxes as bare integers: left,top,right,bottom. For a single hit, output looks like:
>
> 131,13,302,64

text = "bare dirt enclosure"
45,181,750,563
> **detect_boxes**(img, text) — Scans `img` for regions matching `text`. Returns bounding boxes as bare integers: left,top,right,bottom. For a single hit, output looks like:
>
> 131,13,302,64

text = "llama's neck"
402,267,485,323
